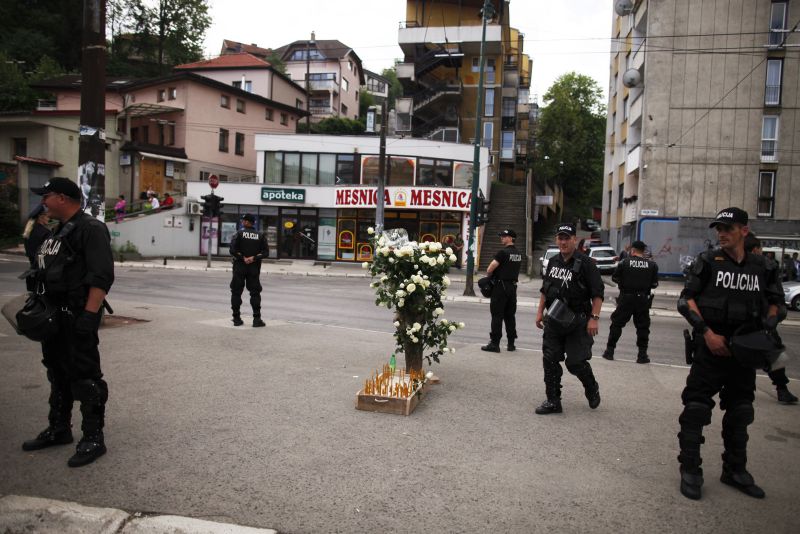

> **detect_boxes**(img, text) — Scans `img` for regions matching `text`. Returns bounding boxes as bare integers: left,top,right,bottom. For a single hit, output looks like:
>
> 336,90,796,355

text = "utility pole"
375,100,387,235
464,0,494,297
79,0,107,221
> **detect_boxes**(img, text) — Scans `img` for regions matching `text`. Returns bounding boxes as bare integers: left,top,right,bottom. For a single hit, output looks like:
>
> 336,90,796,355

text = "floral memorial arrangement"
363,228,465,372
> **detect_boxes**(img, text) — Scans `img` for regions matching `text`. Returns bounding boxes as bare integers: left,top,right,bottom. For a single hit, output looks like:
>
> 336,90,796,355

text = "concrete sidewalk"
0,296,798,533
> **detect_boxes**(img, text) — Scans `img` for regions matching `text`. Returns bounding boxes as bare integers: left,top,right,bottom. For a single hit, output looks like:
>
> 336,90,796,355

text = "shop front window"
265,152,282,184
284,153,300,184
388,157,414,186
336,155,357,185
453,162,473,188
319,154,336,185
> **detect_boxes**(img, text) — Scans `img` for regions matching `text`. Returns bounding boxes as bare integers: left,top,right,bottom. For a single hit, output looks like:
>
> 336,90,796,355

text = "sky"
202,0,615,104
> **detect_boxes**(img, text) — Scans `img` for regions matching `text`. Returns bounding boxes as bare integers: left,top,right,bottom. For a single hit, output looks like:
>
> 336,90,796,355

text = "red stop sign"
208,174,219,188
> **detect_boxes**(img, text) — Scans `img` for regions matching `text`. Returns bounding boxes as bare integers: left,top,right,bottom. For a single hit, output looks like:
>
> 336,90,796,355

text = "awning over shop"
14,155,62,167
139,151,190,164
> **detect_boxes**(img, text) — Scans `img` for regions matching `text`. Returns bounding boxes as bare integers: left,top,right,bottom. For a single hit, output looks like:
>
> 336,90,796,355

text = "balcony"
761,141,778,163
517,101,530,115
310,105,334,116
624,200,638,224
309,79,338,93
398,24,503,55
626,145,641,173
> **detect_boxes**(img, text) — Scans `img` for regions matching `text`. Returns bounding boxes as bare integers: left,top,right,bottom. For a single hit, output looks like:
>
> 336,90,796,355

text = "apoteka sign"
261,187,306,203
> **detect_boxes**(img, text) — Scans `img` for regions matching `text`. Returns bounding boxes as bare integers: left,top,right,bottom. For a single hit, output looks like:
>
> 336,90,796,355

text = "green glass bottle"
389,353,396,373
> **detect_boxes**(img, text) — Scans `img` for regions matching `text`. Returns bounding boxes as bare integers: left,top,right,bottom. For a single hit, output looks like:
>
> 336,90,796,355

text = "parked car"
586,245,619,274
785,282,800,311
539,247,560,277
581,218,599,231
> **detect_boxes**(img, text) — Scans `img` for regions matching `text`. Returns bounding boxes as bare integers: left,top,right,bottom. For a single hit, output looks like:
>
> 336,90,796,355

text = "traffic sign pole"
206,175,218,267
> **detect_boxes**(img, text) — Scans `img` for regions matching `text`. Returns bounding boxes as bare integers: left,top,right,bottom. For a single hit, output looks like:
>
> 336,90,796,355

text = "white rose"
426,371,434,378
378,302,386,307
414,264,419,269
396,290,406,297
450,348,456,354
381,275,388,282
433,307,444,317
446,247,453,255
441,319,449,325
443,276,451,287
458,322,465,328
362,262,369,268
449,254,457,262
412,336,419,343
393,321,400,327
398,299,405,307
437,255,445,265
413,322,422,331
406,283,417,293
389,258,395,263
367,227,375,234
378,236,386,245
449,325,456,332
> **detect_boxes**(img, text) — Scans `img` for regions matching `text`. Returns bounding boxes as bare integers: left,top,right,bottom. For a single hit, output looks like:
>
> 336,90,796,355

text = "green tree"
358,88,375,119
121,0,211,71
534,72,606,217
381,66,404,110
266,51,286,75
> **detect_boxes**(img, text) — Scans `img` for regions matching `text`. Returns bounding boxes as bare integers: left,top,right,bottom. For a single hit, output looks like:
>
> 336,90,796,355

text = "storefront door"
279,208,317,259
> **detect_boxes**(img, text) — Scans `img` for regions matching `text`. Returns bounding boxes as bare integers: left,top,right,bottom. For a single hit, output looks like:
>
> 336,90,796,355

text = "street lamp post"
464,0,495,297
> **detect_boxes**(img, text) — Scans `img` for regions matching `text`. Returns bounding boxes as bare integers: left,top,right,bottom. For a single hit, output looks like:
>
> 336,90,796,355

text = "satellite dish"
622,68,642,88
614,0,634,16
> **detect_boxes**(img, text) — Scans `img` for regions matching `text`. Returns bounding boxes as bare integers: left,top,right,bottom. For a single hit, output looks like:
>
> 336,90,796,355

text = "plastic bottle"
389,353,396,373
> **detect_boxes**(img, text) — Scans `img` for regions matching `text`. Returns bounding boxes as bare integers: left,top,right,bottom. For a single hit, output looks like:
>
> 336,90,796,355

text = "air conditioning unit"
187,201,202,215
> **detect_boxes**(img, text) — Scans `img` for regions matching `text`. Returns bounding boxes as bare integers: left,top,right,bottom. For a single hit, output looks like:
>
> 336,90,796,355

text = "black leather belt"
621,290,649,296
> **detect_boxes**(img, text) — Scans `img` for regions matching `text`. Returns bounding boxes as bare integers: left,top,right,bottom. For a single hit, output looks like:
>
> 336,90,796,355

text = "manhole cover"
101,315,149,329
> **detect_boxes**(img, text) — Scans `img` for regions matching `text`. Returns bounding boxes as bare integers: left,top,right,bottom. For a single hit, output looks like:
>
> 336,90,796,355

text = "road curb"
0,495,276,534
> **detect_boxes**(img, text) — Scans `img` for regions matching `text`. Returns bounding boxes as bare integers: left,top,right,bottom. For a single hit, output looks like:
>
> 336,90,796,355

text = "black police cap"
709,207,748,228
631,240,647,251
30,177,81,200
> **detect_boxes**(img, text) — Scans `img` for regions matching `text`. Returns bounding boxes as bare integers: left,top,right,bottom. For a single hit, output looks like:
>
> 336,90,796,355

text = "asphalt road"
2,255,798,377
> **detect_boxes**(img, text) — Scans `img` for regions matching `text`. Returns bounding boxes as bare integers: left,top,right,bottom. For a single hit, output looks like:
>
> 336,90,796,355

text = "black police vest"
35,220,80,300
695,250,769,329
542,253,591,313
494,245,522,281
618,257,656,291
233,230,265,258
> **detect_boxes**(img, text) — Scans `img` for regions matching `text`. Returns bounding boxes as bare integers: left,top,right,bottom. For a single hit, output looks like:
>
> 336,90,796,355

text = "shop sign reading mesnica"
335,187,472,211
261,187,306,202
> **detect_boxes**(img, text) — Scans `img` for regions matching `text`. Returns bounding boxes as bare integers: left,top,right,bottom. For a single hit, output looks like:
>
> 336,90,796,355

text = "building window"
417,159,453,187
484,88,495,116
765,59,782,106
236,99,246,113
301,153,318,184
769,2,787,47
319,154,336,185
623,96,629,120
235,132,245,156
617,184,624,209
280,113,288,125
296,98,304,109
757,171,776,217
221,95,230,108
11,137,27,157
501,131,514,160
167,124,175,146
265,108,274,121
341,103,348,115
157,89,166,102
502,97,516,118
289,49,324,61
265,152,283,184
348,60,353,71
388,157,414,186
232,80,252,92
219,128,229,152
336,154,357,184
472,57,496,84
168,87,177,100
342,78,349,92
200,171,210,182
283,153,300,184
761,116,779,162
482,122,493,149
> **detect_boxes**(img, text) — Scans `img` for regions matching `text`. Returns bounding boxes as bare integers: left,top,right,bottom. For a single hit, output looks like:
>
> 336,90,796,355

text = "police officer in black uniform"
602,240,659,363
24,177,114,467
481,228,523,352
676,207,785,500
229,213,269,327
743,233,797,404
534,223,605,414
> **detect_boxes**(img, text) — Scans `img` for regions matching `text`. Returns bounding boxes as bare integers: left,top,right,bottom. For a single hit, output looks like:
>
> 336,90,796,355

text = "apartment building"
604,0,800,274
272,36,365,122
396,0,532,184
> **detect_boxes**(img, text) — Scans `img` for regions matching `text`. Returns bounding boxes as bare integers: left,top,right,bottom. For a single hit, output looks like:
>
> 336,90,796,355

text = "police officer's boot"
68,379,108,468
636,347,650,364
677,401,712,500
777,386,798,404
253,316,266,328
720,404,764,498
571,363,600,409
507,338,516,352
481,341,501,353
22,373,74,451
601,347,614,360
232,312,244,326
535,360,563,414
